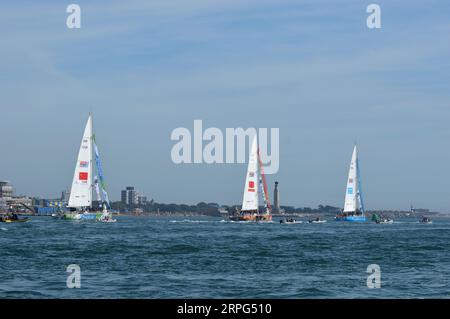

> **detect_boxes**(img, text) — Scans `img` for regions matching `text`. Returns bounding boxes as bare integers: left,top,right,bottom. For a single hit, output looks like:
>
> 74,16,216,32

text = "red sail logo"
248,181,255,192
79,172,88,181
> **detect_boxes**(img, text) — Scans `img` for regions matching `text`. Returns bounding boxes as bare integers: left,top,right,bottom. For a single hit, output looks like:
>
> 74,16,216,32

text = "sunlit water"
1,216,449,298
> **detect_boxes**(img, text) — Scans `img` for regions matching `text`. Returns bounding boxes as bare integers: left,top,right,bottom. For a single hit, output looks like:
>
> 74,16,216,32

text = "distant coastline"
1,196,442,217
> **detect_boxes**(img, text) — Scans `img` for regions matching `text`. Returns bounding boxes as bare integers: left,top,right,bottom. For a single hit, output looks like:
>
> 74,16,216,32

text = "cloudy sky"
1,0,450,211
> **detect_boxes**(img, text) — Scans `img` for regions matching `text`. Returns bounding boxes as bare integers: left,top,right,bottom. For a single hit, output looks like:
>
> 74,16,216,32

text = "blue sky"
1,1,450,211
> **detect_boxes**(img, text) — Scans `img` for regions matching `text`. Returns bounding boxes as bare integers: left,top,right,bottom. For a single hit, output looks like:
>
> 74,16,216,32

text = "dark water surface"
1,216,449,298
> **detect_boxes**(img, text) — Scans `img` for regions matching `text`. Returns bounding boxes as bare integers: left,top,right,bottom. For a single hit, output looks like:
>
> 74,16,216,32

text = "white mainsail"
241,135,259,211
68,114,93,208
343,145,359,213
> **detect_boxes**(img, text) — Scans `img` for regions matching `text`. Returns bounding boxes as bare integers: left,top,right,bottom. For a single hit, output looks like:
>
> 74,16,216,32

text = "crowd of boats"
280,217,326,224
0,113,435,225
277,216,432,225
228,126,433,225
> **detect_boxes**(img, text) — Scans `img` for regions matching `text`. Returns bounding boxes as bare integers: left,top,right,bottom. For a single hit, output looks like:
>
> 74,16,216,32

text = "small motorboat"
420,217,432,224
99,217,117,223
97,205,117,223
376,218,393,224
308,218,327,224
0,216,29,223
280,218,302,224
372,213,393,224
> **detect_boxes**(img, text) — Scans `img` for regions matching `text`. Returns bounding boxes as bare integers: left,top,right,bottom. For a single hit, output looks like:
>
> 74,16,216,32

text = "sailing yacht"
335,144,366,222
229,135,272,222
63,113,113,222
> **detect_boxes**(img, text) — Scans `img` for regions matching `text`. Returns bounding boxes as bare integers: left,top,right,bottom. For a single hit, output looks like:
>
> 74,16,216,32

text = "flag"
80,161,89,168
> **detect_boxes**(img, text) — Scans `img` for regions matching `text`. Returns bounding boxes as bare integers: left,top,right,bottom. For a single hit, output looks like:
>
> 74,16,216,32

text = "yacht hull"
229,214,272,222
335,215,366,222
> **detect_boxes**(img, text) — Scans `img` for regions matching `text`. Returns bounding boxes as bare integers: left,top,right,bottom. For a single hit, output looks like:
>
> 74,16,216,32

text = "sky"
1,0,450,211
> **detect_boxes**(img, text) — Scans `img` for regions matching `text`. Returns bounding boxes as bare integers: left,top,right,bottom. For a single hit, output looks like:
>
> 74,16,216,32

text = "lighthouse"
273,181,280,214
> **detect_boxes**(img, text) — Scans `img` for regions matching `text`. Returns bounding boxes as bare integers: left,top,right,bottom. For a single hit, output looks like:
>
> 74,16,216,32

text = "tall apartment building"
121,186,138,206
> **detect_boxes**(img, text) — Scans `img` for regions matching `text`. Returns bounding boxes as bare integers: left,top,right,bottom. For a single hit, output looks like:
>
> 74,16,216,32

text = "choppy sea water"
0,216,449,298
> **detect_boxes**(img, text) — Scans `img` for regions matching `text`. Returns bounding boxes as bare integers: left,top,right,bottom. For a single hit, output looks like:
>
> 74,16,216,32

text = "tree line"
110,201,342,216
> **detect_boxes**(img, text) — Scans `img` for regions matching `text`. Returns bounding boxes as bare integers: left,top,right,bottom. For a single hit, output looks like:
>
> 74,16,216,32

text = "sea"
1,216,449,298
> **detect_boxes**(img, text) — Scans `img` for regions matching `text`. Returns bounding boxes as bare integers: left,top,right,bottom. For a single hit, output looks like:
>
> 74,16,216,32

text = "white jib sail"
242,135,259,211
68,114,93,208
343,145,358,213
